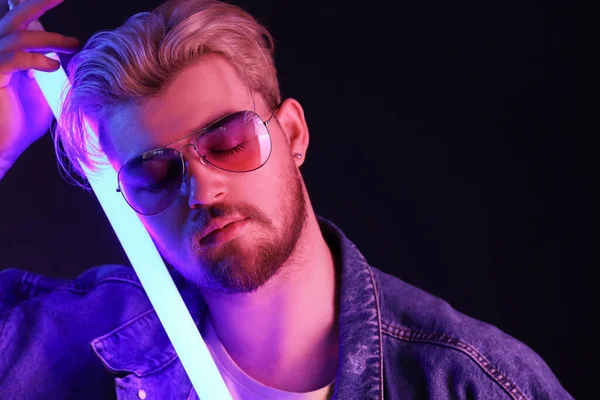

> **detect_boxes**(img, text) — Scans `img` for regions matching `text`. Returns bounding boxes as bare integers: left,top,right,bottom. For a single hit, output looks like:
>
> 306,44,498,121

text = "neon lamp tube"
36,39,232,400
9,3,232,398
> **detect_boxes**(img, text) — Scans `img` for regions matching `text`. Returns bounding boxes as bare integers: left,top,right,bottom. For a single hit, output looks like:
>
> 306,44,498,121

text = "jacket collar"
90,216,384,399
318,217,384,399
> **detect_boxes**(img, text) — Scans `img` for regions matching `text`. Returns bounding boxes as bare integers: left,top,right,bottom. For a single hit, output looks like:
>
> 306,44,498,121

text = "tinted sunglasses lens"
198,111,271,172
118,149,183,215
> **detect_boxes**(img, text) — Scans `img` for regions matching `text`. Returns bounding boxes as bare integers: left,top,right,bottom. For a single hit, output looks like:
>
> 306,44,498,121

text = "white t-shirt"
201,316,335,400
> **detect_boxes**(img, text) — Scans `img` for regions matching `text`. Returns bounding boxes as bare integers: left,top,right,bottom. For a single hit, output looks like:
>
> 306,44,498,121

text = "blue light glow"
32,62,231,399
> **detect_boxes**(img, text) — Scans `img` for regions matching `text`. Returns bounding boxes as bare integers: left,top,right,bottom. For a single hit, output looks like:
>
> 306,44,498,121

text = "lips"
199,218,250,246
199,218,242,239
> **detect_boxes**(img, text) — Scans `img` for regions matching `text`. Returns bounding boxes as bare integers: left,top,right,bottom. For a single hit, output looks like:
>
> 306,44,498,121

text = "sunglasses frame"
115,108,278,216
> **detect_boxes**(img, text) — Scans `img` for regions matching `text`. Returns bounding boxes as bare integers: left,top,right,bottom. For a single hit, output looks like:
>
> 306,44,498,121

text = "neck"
200,212,340,392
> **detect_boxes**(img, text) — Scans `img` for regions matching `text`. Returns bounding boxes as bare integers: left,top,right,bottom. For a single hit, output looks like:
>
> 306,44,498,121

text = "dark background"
0,0,585,397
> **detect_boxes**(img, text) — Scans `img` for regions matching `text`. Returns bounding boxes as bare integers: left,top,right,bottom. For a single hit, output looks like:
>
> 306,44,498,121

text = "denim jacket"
0,217,572,399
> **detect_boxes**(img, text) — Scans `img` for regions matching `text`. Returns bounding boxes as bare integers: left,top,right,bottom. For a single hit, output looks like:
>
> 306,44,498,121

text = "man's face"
104,55,307,294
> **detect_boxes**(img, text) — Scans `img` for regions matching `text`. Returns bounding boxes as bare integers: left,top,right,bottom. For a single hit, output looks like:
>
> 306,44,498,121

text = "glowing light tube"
29,34,231,400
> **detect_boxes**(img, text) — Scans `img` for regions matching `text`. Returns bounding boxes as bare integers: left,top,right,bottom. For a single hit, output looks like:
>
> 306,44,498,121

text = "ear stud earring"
294,153,303,159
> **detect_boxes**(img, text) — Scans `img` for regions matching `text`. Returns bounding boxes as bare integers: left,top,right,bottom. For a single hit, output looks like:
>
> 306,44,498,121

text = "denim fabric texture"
0,217,573,399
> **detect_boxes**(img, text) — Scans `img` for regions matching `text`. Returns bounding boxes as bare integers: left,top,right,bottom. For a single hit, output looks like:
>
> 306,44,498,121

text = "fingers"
0,73,11,88
0,51,60,80
0,31,79,54
0,0,64,37
0,0,77,89
0,50,59,88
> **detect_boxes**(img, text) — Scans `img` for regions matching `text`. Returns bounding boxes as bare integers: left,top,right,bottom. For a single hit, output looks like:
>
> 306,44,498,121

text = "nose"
185,155,227,208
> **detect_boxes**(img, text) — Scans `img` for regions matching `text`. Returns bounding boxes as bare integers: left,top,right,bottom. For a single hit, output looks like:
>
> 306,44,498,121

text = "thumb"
0,71,13,88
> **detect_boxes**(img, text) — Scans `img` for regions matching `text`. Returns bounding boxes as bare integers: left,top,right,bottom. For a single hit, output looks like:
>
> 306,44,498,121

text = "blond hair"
56,0,280,184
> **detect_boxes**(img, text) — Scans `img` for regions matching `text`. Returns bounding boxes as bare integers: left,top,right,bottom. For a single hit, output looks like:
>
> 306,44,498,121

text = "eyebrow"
151,108,238,151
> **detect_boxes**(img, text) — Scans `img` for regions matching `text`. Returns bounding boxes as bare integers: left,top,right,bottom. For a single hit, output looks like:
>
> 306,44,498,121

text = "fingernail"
27,70,35,79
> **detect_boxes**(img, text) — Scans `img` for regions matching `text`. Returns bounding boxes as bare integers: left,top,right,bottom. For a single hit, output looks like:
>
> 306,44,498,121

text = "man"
0,0,573,398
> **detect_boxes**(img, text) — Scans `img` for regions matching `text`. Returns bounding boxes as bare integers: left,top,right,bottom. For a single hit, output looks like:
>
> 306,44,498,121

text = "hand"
0,0,79,166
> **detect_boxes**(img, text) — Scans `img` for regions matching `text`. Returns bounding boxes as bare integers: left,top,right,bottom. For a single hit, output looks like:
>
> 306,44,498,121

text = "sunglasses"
116,109,275,216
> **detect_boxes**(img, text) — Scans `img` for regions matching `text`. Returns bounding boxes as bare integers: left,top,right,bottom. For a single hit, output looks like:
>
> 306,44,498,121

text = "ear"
274,98,309,167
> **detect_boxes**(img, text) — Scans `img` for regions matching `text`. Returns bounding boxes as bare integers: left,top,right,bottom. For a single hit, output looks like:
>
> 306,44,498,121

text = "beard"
179,165,308,294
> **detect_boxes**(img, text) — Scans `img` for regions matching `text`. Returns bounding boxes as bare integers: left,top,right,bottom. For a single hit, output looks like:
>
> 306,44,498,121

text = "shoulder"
0,265,151,395
371,267,573,400
0,264,151,349
0,264,144,310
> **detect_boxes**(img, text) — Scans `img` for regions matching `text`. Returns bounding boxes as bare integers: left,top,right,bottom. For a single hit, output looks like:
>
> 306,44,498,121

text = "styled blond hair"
56,0,280,184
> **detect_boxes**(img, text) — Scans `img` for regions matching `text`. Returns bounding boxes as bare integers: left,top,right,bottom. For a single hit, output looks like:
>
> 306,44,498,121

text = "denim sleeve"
0,268,27,382
0,268,64,351
0,268,64,310
0,268,25,317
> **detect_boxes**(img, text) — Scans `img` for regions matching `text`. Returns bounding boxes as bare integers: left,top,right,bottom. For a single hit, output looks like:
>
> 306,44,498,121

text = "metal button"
138,389,147,399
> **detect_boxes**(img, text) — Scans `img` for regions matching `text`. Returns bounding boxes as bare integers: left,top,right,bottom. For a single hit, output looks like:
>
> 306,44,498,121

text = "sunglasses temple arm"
17,7,231,399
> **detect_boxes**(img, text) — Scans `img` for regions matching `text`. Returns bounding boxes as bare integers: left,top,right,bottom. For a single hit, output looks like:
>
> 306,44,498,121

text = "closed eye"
210,143,246,156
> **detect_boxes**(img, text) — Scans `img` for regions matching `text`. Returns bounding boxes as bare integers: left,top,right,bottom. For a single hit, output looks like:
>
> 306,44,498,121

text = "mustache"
189,202,270,235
